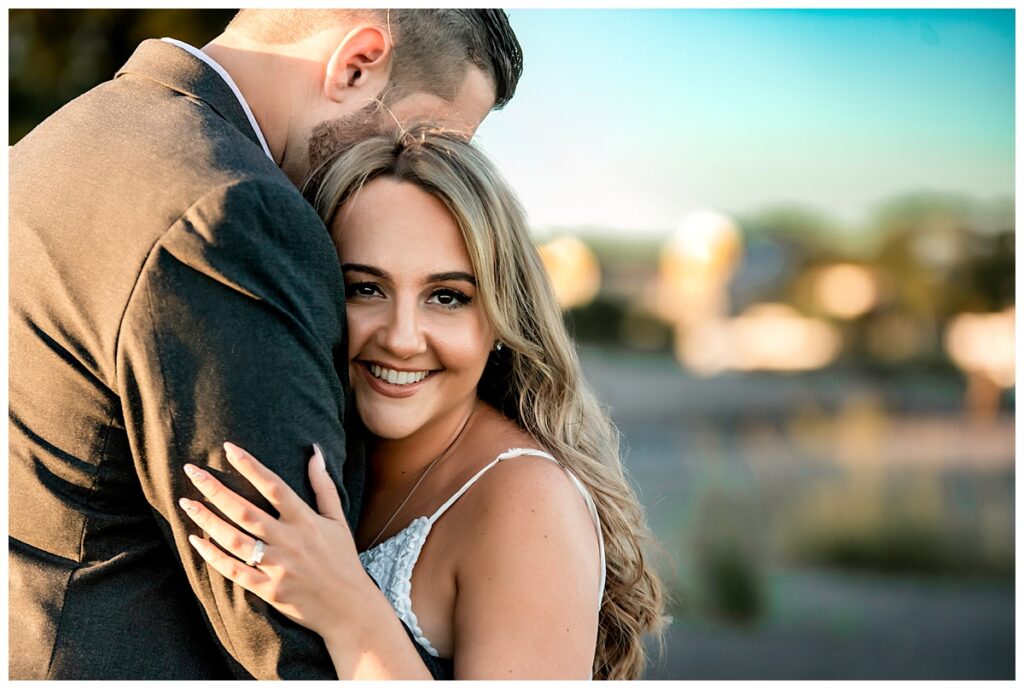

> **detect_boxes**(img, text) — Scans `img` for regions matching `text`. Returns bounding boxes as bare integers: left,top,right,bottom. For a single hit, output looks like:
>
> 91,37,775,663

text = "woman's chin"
357,409,421,441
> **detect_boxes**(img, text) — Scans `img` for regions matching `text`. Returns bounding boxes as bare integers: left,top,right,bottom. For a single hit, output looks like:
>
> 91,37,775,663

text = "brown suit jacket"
9,39,363,679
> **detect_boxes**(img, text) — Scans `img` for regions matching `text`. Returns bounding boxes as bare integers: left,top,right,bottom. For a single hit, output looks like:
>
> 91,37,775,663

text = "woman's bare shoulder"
449,423,599,565
445,404,597,553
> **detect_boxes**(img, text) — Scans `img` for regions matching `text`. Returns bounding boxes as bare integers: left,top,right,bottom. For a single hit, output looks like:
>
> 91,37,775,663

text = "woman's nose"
377,299,426,359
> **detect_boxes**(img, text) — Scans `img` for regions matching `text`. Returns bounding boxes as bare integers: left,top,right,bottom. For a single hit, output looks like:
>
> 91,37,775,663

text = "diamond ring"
245,538,266,567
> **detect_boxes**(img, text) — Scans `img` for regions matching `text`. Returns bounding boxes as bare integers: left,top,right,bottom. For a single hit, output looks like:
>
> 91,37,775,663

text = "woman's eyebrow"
341,263,387,278
428,271,477,286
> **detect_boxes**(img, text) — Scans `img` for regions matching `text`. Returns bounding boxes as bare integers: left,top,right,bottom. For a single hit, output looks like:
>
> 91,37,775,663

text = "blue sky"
473,9,1015,234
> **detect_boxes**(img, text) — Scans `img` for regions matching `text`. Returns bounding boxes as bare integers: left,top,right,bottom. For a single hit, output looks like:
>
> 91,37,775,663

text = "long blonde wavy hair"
315,125,665,679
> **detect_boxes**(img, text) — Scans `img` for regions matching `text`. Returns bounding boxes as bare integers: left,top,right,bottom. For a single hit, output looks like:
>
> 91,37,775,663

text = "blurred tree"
959,230,1014,312
871,193,981,321
10,9,237,143
739,205,841,257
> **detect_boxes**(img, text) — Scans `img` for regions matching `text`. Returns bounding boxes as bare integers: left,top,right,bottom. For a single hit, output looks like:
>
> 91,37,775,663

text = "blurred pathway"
645,568,1014,680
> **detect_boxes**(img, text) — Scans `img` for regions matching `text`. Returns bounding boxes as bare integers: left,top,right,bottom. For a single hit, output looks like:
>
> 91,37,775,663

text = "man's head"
216,9,523,188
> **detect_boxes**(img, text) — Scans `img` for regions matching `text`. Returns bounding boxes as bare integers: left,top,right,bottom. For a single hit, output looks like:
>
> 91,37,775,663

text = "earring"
494,341,504,351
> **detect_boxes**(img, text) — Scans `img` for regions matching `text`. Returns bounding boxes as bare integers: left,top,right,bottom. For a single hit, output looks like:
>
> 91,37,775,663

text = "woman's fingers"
309,443,345,521
223,442,306,519
182,463,276,540
180,497,264,565
187,534,270,593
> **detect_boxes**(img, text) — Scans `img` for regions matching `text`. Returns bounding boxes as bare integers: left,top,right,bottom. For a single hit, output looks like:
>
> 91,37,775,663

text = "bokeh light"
812,263,880,319
677,303,842,375
655,210,742,328
537,234,601,310
944,307,1015,388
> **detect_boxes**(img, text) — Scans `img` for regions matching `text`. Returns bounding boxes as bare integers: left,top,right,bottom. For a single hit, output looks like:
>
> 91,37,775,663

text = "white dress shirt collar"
160,37,274,162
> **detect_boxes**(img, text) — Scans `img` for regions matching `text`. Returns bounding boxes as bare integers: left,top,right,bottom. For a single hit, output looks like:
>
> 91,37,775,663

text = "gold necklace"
365,400,479,551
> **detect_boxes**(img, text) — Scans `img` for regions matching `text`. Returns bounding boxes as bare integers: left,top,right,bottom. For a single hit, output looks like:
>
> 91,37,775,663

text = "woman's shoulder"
447,410,600,566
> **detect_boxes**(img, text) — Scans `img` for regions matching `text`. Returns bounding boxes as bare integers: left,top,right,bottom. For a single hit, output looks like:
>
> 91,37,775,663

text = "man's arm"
116,178,352,679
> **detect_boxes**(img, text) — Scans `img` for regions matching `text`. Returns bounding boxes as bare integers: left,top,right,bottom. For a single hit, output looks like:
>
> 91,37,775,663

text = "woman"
177,126,664,679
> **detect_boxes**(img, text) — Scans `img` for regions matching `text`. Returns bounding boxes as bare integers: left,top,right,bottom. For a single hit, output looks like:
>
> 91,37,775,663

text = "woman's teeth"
370,364,430,386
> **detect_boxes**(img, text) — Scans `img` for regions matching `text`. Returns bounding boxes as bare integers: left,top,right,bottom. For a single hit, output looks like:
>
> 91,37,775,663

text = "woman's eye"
345,282,383,299
429,288,472,309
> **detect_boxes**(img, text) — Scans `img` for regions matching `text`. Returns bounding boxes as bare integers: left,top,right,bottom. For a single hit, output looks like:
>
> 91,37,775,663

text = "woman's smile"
355,361,440,399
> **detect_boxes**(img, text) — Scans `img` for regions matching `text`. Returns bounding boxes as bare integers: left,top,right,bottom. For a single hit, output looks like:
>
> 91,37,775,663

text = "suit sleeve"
116,179,357,679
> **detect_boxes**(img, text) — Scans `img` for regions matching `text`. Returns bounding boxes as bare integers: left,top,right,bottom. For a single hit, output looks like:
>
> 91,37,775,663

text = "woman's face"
331,177,495,441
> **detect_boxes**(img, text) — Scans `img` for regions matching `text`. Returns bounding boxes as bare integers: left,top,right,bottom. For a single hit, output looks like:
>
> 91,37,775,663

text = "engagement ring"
245,539,266,567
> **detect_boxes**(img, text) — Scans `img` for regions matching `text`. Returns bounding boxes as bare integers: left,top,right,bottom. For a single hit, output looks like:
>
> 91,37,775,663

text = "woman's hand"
178,441,371,639
179,442,433,679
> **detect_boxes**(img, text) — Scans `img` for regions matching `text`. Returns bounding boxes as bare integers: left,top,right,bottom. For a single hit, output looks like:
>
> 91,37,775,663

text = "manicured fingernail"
188,534,201,549
183,464,205,482
223,442,240,463
313,443,326,472
179,497,197,514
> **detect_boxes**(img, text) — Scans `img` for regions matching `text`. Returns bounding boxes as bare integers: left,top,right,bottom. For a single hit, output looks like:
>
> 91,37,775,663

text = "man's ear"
324,25,392,103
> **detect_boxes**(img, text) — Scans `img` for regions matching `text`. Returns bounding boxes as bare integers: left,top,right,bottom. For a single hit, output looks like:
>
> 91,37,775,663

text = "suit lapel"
115,39,263,152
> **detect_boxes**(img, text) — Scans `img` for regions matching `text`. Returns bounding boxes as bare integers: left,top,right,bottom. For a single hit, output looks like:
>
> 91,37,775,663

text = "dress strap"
427,448,556,524
561,469,608,609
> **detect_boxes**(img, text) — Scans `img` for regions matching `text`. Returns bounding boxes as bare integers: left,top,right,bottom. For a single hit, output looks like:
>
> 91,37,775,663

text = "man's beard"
301,100,391,200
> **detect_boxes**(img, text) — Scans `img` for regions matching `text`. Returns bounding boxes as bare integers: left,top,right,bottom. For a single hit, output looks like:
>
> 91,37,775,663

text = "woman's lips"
355,361,436,399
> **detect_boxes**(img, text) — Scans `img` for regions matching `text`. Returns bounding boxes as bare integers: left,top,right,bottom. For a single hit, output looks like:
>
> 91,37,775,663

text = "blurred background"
9,8,1015,680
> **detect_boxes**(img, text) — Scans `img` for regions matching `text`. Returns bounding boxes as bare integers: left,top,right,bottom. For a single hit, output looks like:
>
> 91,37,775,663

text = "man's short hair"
227,9,523,109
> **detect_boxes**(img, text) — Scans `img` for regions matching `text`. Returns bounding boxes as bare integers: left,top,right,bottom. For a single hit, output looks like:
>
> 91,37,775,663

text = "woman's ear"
324,24,392,103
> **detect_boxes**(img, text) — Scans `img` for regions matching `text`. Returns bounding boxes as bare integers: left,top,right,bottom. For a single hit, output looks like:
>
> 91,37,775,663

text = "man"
9,9,522,680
